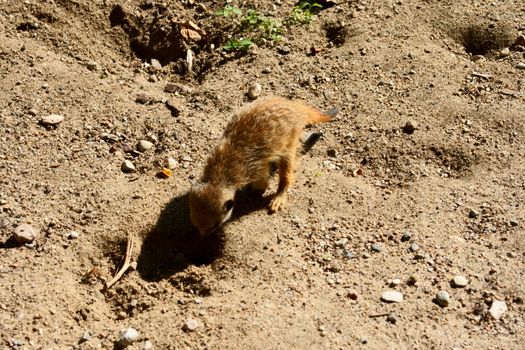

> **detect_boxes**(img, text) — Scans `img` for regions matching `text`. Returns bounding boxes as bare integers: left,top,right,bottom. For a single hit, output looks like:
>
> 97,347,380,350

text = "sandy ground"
1,0,524,349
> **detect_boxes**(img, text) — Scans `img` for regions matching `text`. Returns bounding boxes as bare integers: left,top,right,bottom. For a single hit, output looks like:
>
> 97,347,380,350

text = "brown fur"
189,96,332,236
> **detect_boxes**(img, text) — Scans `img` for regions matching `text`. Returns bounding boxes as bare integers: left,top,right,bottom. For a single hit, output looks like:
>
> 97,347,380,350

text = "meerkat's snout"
189,184,235,237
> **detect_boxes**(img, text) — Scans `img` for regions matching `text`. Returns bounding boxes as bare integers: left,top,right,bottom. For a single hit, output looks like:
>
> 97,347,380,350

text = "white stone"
143,340,153,350
489,300,507,320
183,318,201,331
117,327,139,347
165,158,178,170
40,114,64,125
452,275,468,288
13,224,37,244
248,83,262,99
381,290,403,303
435,291,450,307
137,140,154,152
121,160,136,173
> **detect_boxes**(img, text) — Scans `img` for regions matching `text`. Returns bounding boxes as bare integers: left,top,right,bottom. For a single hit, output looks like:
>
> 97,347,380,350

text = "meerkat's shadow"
137,193,224,281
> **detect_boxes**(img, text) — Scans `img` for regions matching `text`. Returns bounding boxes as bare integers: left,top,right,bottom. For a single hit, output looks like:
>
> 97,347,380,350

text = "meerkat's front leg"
269,154,296,213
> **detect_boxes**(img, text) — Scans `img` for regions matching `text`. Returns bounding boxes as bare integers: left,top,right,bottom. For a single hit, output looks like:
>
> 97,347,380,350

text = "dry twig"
105,232,134,290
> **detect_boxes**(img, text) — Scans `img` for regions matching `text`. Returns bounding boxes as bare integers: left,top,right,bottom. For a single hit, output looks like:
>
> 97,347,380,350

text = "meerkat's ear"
223,199,234,212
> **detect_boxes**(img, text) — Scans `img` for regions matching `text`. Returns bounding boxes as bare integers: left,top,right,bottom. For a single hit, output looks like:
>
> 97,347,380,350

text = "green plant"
222,38,254,52
215,4,242,17
285,1,323,26
241,10,282,42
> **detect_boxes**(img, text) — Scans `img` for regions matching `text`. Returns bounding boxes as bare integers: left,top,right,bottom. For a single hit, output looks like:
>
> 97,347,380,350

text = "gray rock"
489,300,507,320
401,231,412,242
386,312,397,324
14,224,37,244
40,114,64,125
371,243,382,253
452,275,468,288
117,327,139,347
86,61,98,71
183,318,201,331
381,290,403,303
435,291,450,307
137,140,154,152
468,209,479,218
121,160,136,173
248,83,262,99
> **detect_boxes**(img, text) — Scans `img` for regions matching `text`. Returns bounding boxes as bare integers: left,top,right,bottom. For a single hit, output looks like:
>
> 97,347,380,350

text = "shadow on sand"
137,190,269,282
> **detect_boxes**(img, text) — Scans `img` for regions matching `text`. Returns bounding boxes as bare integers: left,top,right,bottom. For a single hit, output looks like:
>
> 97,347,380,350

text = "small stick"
368,312,391,318
105,232,134,290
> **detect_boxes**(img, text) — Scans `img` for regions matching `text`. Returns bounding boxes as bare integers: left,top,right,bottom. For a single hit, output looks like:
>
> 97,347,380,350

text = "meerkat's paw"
268,193,288,213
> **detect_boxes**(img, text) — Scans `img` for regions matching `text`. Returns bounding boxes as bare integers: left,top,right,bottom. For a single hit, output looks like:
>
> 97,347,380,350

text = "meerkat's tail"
305,106,337,125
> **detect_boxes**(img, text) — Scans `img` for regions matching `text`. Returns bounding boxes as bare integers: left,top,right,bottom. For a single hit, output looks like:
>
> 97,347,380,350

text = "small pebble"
516,62,525,70
248,83,262,99
402,120,418,134
381,290,403,303
343,250,354,259
137,140,154,152
136,92,153,104
468,209,479,218
13,224,37,244
407,275,417,285
86,61,98,71
386,312,397,324
143,340,153,350
335,238,348,248
279,46,291,55
510,219,519,227
371,243,382,253
117,328,139,347
121,160,136,173
435,291,450,307
40,114,65,126
80,330,91,342
499,47,510,57
410,243,419,252
346,289,359,300
150,59,162,70
183,318,201,332
401,231,412,242
389,278,401,287
489,300,507,320
68,231,80,240
452,275,468,288
165,158,178,170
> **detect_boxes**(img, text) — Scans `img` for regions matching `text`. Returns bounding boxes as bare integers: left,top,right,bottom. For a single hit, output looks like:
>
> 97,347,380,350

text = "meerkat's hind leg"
268,154,296,213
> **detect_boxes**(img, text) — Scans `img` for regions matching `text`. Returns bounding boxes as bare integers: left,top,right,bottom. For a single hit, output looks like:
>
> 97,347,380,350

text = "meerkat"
189,96,333,236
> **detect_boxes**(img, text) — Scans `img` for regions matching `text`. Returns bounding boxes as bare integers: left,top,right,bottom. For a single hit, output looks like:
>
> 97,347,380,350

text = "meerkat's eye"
223,199,234,212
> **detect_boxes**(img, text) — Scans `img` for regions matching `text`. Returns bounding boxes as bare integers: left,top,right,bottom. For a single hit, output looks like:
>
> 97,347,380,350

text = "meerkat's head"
189,182,235,237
